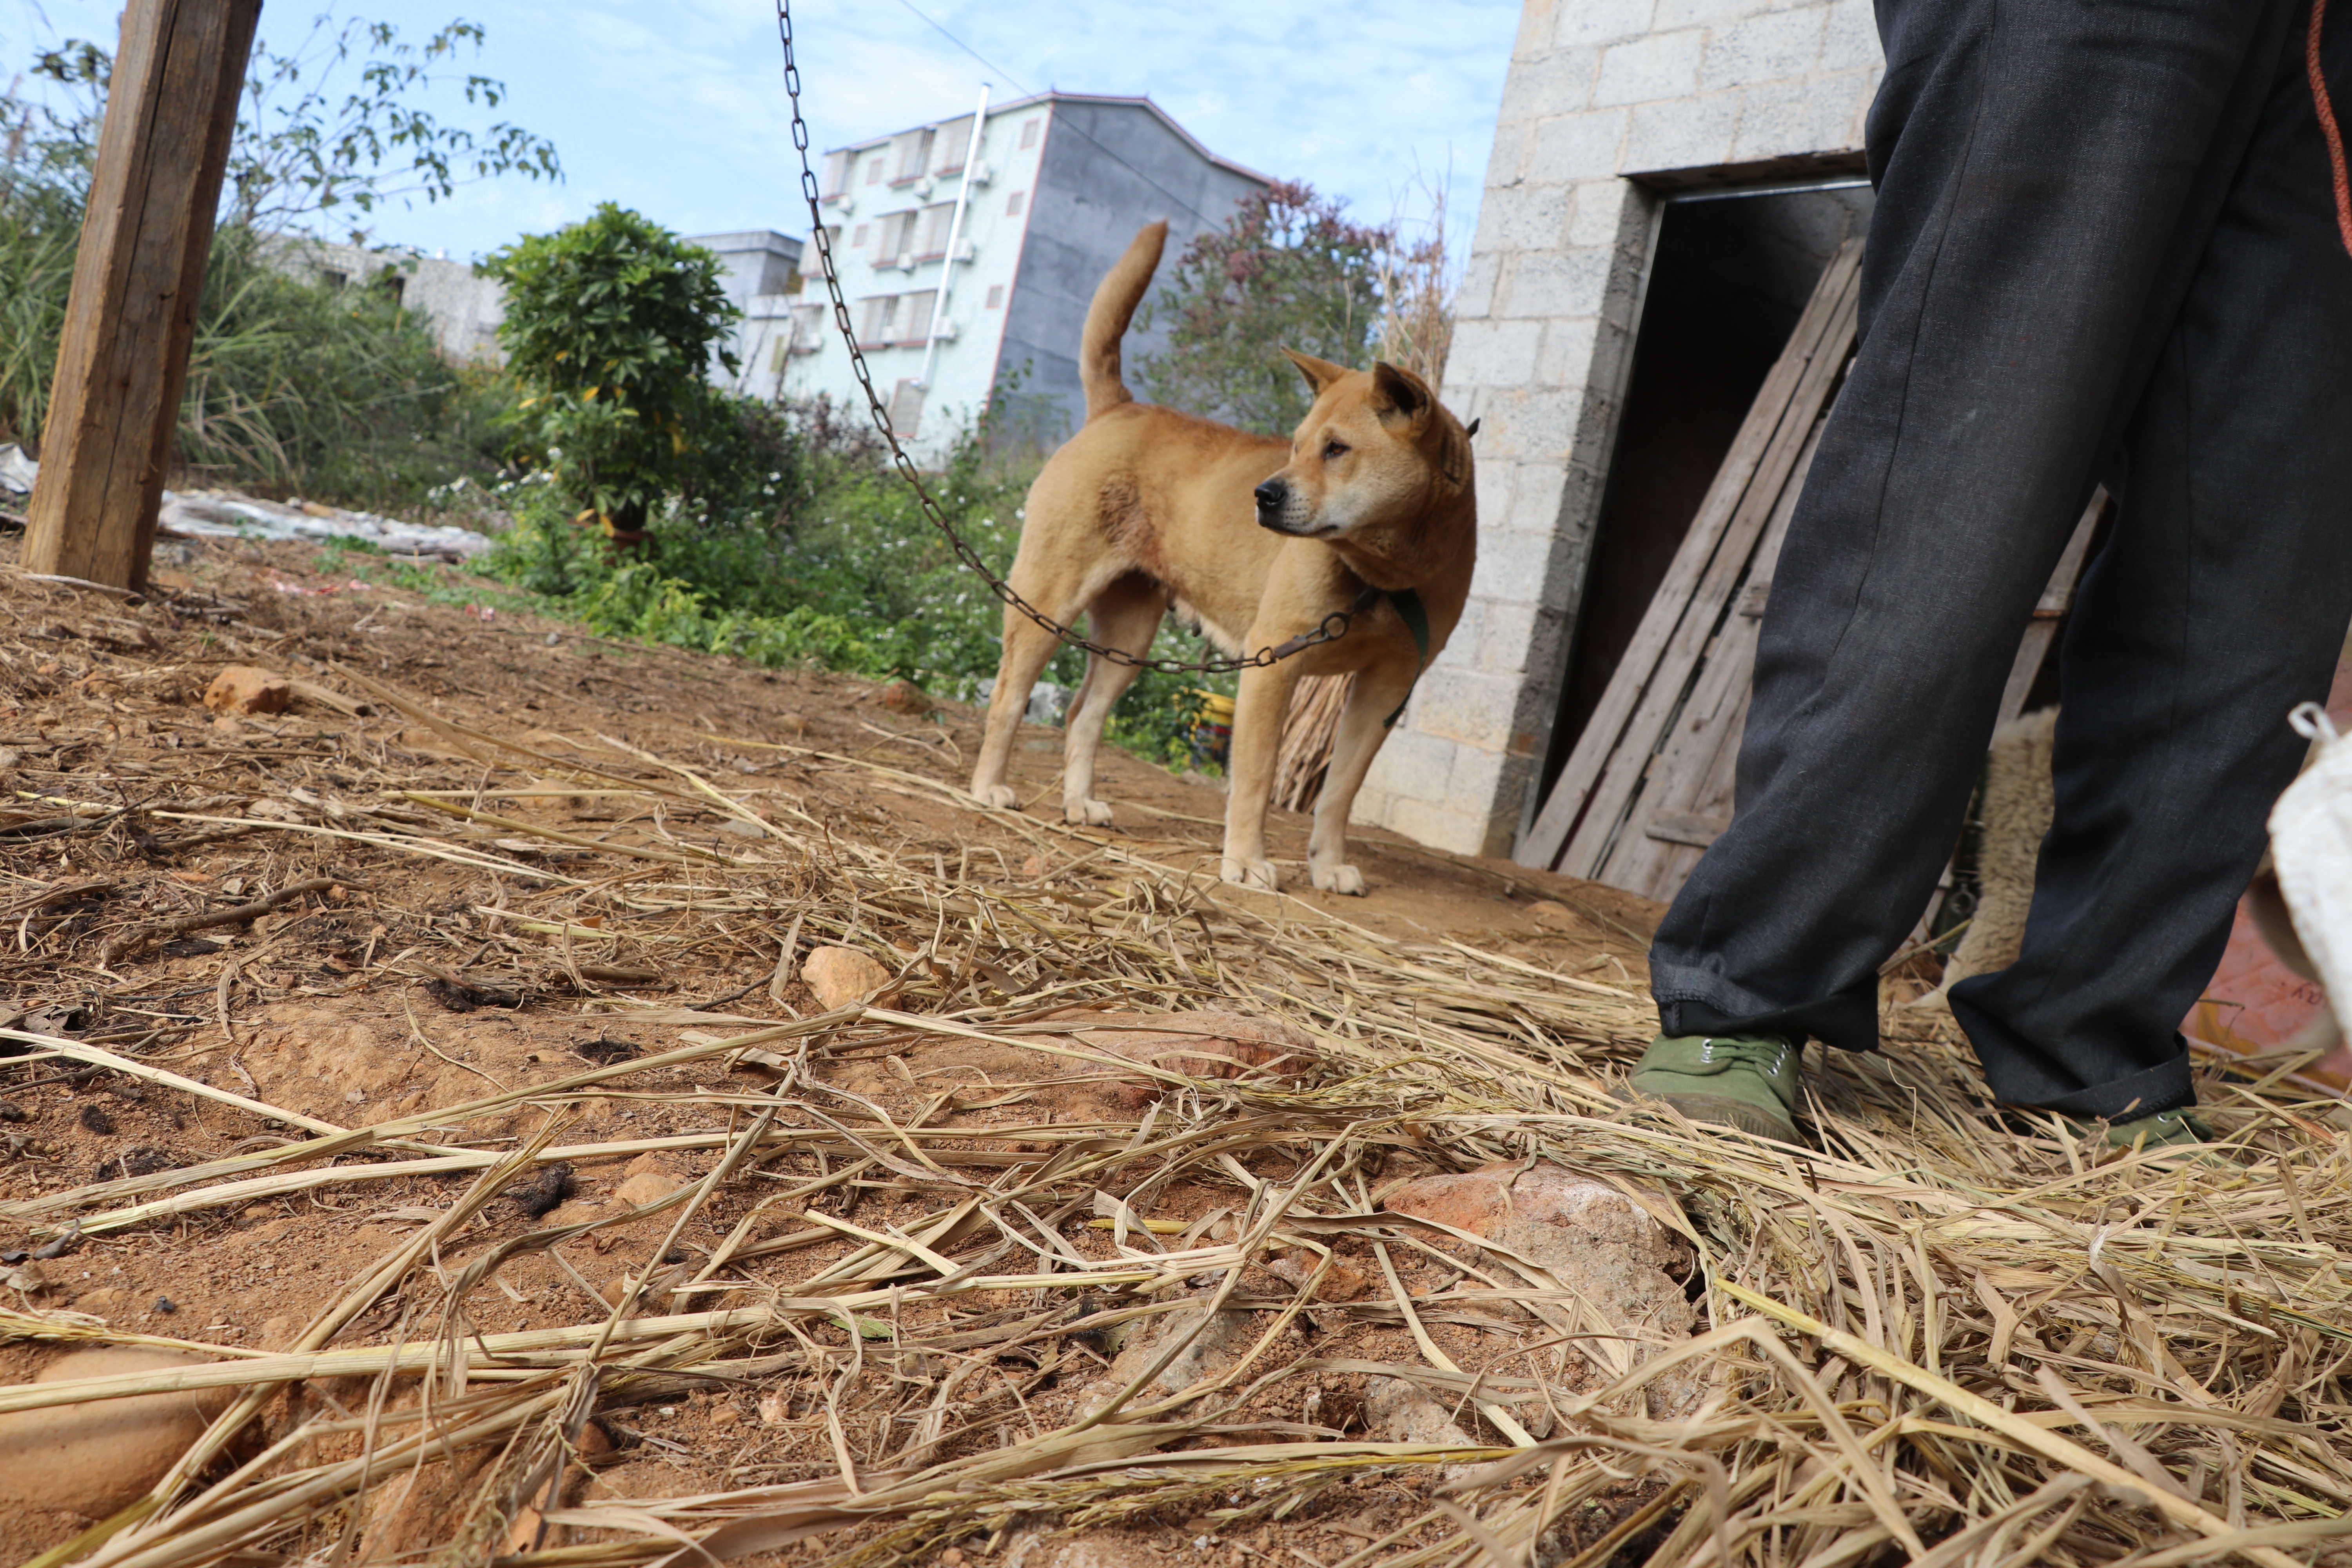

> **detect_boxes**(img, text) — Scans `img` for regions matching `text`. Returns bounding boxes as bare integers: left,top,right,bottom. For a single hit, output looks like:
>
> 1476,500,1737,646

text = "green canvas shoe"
2064,1107,2218,1162
1626,1033,1803,1144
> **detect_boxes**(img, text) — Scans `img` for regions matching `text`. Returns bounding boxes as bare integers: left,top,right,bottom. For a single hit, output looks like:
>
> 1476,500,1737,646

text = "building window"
899,290,937,344
865,157,884,185
915,203,956,258
984,283,1005,309
893,128,935,184
820,150,851,198
319,268,348,290
850,223,869,249
1005,190,1025,218
933,114,975,174
858,296,897,347
1019,119,1041,149
889,378,926,438
789,301,827,355
875,211,918,262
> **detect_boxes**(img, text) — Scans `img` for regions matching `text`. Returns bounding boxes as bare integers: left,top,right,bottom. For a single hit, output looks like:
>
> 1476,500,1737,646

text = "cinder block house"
1354,0,1886,860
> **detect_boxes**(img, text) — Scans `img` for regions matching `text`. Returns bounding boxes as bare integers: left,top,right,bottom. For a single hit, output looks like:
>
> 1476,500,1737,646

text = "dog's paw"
1064,797,1115,827
972,783,1021,811
1311,862,1366,896
1220,857,1279,891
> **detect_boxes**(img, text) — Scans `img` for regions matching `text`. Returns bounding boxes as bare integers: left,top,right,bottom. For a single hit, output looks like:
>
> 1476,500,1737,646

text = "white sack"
2265,702,2352,1038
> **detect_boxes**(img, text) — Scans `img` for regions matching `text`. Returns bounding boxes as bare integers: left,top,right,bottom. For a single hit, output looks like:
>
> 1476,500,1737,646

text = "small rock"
777,711,810,739
1526,899,1577,931
878,681,930,715
719,817,767,839
153,1295,176,1314
613,1152,688,1208
202,665,291,717
0,1349,236,1520
800,945,892,1009
1384,1161,1704,1418
1077,1297,1254,1420
0,1100,27,1122
575,1418,614,1458
1266,1249,1370,1302
77,1104,115,1136
1019,855,1048,878
1365,1376,1478,1448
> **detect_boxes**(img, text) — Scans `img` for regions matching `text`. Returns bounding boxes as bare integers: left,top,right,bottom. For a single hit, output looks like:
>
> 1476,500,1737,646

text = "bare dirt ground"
0,531,1670,1563
7,532,2348,1568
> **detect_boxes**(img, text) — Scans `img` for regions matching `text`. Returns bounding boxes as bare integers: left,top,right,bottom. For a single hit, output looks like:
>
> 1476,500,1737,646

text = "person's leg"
1948,8,2352,1118
1646,0,2301,1057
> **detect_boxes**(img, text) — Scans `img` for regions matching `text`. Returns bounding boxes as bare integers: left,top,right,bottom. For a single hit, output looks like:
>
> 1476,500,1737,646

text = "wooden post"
24,0,261,592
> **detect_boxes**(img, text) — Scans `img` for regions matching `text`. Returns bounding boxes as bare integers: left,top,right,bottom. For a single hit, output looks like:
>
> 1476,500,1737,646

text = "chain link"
774,0,1365,676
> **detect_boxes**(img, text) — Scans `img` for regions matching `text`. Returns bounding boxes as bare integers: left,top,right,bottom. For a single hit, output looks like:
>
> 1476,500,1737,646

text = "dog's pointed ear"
1370,360,1434,426
1282,348,1350,394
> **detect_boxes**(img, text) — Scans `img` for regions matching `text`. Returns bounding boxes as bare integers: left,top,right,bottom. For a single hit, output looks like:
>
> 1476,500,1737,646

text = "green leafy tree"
2,18,553,501
1136,181,1396,436
24,15,561,245
485,204,740,544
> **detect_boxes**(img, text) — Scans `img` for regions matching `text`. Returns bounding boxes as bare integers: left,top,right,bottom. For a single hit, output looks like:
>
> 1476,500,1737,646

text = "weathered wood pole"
24,0,261,591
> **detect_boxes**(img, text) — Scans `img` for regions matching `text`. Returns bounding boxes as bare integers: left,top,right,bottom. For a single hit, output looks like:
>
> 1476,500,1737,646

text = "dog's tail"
1080,221,1168,421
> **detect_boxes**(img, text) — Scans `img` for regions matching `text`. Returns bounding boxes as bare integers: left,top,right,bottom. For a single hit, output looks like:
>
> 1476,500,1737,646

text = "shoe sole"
1621,1086,1802,1145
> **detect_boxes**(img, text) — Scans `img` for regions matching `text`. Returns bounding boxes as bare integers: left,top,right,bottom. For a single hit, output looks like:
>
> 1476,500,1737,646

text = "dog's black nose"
1254,478,1287,511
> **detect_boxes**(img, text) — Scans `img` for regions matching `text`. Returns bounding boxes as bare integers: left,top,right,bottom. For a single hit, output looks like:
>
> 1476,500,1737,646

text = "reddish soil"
0,531,1666,1559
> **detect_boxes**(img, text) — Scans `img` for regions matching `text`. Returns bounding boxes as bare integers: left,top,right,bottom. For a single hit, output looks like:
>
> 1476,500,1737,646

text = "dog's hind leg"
1060,573,1163,825
1303,662,1416,895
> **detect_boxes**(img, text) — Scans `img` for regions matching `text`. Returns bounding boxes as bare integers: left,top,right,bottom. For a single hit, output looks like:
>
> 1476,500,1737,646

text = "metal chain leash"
773,0,1365,675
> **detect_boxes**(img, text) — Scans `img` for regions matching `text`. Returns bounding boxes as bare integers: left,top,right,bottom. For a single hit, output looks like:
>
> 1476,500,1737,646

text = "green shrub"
483,204,740,540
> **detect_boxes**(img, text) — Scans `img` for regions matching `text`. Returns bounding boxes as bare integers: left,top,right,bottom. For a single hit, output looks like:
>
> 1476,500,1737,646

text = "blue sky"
5,0,1521,265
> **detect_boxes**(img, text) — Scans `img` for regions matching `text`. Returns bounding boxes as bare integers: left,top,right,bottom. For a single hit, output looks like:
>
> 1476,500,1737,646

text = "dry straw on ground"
0,559,2348,1568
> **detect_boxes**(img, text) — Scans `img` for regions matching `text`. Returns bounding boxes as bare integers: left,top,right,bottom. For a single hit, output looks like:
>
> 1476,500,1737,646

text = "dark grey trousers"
1648,0,2352,1118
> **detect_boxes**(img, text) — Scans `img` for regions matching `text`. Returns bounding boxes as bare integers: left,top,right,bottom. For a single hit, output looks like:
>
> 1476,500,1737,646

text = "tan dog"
969,221,1477,893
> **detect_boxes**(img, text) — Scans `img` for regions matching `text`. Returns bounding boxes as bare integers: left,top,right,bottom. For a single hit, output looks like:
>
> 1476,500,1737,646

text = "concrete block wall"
1354,0,1884,858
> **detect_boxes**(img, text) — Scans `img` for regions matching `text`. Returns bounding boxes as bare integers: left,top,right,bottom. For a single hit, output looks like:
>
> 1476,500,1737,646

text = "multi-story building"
782,93,1267,461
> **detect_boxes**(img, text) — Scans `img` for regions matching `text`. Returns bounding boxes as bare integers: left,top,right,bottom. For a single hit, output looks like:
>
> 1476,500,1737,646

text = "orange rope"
2312,0,2352,256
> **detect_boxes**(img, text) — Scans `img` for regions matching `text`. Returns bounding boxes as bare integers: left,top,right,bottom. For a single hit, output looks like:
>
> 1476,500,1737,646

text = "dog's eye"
1322,440,1348,461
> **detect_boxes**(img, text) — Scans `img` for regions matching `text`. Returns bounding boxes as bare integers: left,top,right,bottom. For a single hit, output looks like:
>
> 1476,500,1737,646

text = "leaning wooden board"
1518,238,1866,877
1592,419,1826,900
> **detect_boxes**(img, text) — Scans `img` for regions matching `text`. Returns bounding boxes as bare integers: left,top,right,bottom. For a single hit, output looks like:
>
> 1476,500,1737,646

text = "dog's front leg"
1220,657,1304,891
970,608,1064,810
1307,663,1416,895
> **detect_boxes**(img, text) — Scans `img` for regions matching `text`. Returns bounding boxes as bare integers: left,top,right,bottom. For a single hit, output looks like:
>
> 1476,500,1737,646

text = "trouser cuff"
1949,986,2196,1118
1651,963,1881,1053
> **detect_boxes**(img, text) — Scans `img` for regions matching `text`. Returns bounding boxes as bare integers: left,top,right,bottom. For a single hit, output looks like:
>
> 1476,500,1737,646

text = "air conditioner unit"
915,175,936,198
933,317,959,342
951,239,976,263
967,160,993,186
895,253,916,273
824,191,853,213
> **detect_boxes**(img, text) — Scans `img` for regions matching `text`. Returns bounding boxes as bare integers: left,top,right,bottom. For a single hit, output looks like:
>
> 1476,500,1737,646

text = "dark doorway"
1536,181,1874,808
